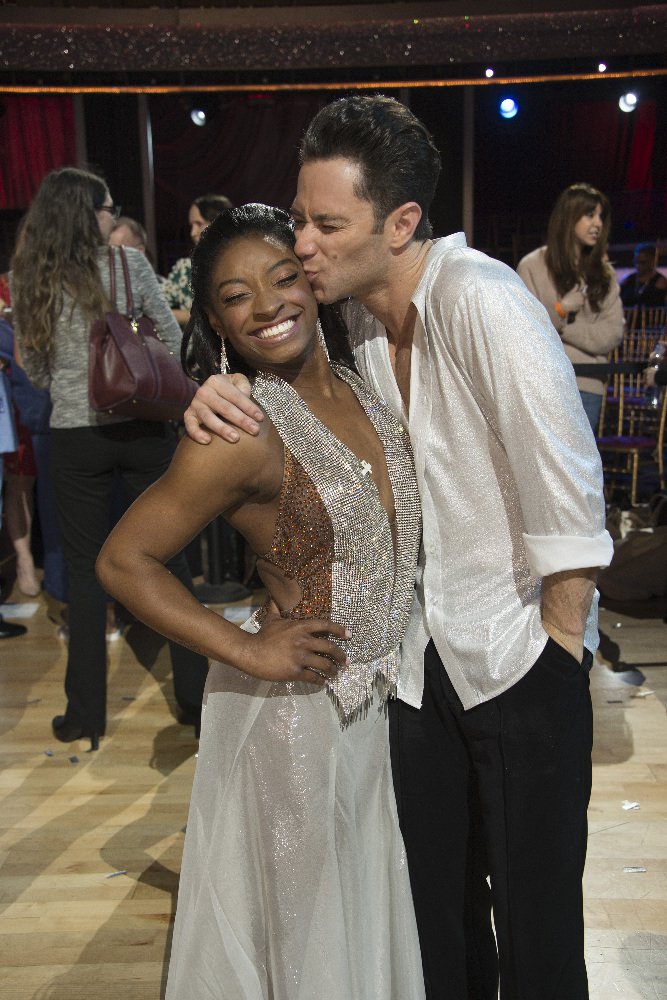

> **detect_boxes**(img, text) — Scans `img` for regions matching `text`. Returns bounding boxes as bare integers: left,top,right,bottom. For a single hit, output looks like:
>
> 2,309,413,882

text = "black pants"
390,638,593,1000
50,422,209,733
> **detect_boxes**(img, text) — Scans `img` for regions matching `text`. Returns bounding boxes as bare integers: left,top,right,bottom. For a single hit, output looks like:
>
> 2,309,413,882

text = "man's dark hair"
299,95,441,240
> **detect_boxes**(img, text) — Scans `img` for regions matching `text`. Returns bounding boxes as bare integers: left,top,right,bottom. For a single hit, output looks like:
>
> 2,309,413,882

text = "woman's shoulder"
517,245,547,271
176,409,284,501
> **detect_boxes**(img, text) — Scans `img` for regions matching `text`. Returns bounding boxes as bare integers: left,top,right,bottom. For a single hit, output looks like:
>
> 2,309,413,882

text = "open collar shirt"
342,234,613,710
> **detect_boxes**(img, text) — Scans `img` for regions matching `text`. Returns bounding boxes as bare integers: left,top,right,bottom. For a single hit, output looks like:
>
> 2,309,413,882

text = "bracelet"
554,301,567,319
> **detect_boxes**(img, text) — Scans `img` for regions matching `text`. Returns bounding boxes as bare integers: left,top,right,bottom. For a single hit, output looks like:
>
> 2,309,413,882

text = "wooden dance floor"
1,582,666,999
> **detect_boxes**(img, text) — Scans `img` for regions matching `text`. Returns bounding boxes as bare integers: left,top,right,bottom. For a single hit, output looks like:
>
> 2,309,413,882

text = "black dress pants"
390,637,593,1000
51,421,209,733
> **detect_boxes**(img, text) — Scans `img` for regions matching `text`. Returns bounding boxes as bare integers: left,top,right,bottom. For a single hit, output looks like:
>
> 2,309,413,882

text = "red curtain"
0,96,77,210
556,97,661,236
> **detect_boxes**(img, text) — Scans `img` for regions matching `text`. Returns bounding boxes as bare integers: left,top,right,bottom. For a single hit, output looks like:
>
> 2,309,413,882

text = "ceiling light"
618,92,638,113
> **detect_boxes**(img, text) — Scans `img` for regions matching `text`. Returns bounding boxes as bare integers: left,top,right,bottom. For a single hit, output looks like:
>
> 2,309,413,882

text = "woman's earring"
316,319,330,363
219,338,228,376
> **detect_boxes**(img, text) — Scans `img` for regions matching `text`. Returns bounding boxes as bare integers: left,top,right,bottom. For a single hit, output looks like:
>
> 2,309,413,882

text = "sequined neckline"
253,367,397,544
251,363,421,723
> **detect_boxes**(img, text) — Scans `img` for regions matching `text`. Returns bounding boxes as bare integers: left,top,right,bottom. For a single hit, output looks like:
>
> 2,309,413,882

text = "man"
185,95,612,1000
109,216,165,282
620,242,667,307
109,215,149,254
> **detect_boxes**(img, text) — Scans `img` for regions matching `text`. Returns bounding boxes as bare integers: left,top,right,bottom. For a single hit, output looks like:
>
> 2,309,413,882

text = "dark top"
620,271,667,308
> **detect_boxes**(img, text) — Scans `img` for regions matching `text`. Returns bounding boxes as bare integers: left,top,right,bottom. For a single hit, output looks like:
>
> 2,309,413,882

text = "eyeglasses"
98,204,121,219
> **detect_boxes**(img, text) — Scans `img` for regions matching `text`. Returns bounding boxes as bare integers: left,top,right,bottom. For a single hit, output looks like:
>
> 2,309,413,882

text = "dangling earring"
219,338,228,376
316,318,330,363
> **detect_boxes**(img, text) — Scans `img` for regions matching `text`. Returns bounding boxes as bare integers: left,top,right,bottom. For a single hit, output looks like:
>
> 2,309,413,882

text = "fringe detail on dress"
327,648,400,728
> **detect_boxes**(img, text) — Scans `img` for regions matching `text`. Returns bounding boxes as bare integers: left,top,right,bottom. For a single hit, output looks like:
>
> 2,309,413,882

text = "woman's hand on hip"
235,611,351,686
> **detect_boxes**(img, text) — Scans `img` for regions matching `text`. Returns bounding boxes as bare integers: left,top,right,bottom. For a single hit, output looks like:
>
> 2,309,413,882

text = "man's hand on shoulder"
184,372,265,444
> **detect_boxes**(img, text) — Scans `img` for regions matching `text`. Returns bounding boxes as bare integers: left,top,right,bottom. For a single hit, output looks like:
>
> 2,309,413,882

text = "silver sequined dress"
165,365,425,1000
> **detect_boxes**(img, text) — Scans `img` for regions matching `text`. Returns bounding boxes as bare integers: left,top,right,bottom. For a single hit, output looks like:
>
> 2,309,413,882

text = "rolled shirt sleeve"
446,262,613,576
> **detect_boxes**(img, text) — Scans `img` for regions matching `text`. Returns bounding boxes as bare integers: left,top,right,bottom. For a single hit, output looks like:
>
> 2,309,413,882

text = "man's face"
290,158,389,304
635,250,654,275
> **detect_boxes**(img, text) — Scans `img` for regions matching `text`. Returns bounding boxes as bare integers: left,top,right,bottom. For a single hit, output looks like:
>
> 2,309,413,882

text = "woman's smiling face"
205,234,319,374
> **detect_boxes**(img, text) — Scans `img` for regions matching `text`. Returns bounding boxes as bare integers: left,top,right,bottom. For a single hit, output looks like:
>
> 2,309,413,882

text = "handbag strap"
107,246,117,307
108,245,135,318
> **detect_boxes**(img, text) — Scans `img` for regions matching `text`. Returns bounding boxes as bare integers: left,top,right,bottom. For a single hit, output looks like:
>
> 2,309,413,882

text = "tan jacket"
517,246,624,395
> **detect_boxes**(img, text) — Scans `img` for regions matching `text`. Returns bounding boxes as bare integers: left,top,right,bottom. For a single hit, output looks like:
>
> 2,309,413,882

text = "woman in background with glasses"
11,167,209,750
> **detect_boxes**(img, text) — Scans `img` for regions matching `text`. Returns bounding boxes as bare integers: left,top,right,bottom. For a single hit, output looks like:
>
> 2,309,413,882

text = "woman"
162,192,232,327
518,182,624,433
11,167,209,749
97,205,425,1000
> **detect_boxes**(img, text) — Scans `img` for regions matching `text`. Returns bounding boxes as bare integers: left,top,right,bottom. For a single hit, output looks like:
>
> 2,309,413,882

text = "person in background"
162,193,233,327
1,236,67,610
0,303,41,597
620,243,667,308
517,182,624,433
0,340,27,638
109,215,148,255
109,215,164,280
11,167,209,749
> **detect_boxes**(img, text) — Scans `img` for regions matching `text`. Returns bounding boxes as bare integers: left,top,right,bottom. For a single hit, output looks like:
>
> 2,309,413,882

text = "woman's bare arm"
96,430,348,684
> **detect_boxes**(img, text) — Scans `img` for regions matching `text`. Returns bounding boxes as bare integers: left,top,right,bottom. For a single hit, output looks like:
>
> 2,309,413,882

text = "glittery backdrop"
0,8,665,76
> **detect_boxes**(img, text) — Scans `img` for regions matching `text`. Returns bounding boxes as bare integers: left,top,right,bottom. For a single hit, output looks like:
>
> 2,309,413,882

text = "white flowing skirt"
165,641,425,1000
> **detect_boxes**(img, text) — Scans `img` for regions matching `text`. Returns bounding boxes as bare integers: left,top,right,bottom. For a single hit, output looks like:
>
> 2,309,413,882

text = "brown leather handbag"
88,247,196,421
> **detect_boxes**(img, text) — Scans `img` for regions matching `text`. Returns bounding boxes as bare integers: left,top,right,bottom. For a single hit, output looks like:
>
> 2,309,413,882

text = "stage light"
485,68,494,78
499,97,518,119
598,62,607,73
190,107,207,126
618,92,638,113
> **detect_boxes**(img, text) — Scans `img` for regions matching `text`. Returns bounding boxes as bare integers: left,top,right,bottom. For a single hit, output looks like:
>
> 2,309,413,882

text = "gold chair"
597,379,666,506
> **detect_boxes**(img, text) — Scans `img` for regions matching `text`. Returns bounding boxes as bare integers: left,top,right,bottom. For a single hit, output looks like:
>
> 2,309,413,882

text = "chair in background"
597,378,666,506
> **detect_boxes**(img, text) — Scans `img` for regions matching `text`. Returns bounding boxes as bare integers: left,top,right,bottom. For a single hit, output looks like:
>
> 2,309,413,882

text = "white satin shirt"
343,234,613,710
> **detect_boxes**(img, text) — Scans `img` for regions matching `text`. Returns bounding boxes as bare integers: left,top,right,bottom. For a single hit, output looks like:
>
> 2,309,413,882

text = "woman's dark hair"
192,193,233,223
300,94,441,240
182,203,355,381
544,182,613,312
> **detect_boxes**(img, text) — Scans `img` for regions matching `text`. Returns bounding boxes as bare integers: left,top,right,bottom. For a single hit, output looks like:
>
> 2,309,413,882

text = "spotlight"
485,67,494,78
499,97,518,119
618,92,638,113
186,96,218,127
598,62,607,73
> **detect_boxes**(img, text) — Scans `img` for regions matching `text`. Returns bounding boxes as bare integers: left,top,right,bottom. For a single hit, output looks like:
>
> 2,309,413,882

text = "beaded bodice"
252,364,421,721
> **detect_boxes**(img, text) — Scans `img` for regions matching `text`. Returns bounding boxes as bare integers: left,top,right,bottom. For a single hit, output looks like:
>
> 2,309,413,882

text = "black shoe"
177,708,201,738
0,618,27,639
52,714,102,751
